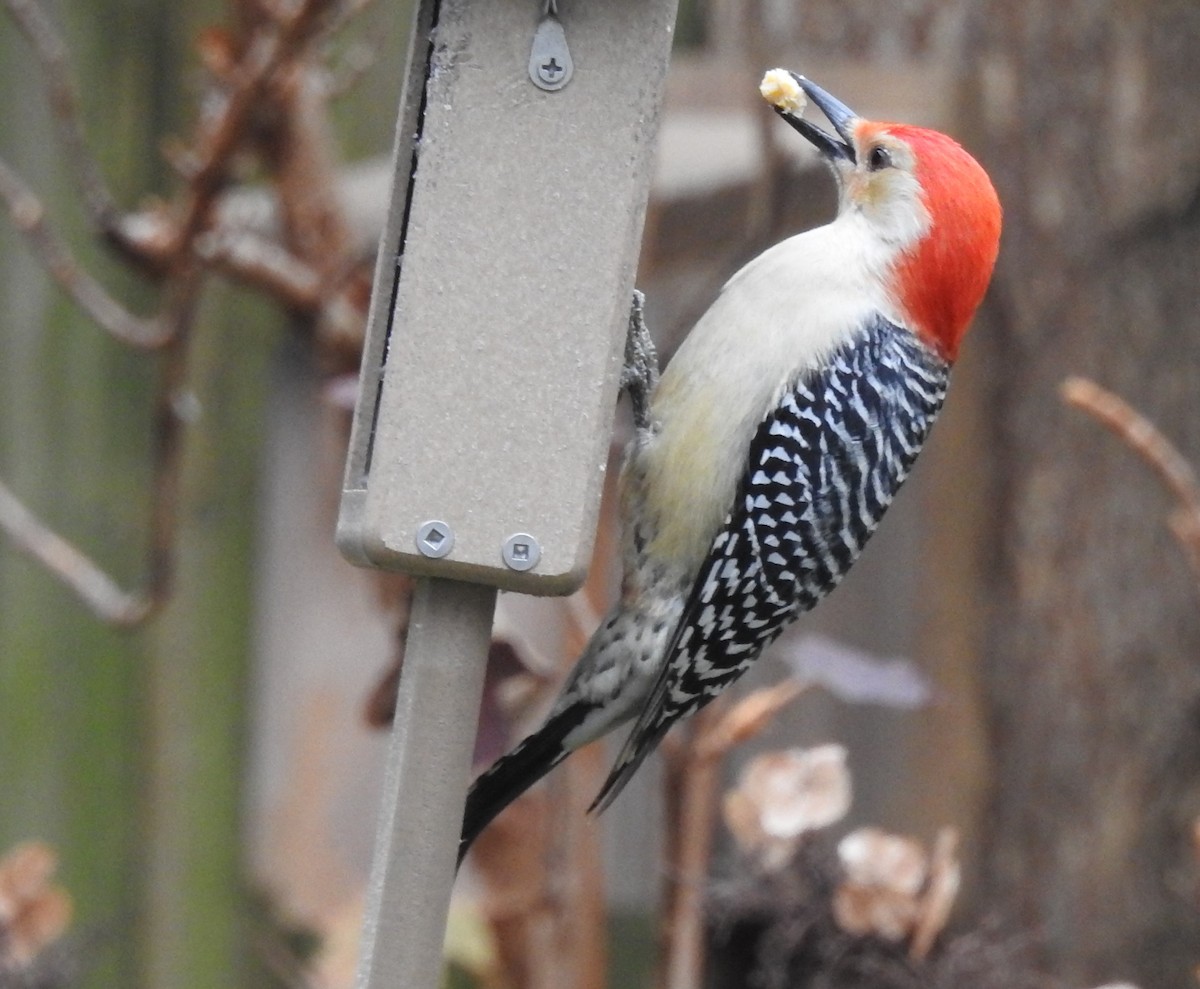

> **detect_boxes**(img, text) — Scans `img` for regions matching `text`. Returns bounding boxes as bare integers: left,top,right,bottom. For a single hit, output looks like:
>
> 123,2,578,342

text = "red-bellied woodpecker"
459,71,1001,864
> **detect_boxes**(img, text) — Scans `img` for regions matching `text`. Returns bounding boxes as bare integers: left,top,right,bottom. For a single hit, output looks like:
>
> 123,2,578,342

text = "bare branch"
170,0,342,254
695,679,808,762
2,0,121,232
0,157,173,349
173,31,283,251
195,226,365,360
0,477,151,627
194,227,322,307
658,703,726,989
0,258,200,628
909,827,960,961
0,0,370,629
141,271,207,615
265,60,351,273
1061,376,1200,584
657,677,811,989
1061,376,1200,514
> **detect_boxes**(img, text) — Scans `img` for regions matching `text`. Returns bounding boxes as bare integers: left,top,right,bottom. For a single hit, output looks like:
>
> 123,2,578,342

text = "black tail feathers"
587,720,670,817
457,704,587,869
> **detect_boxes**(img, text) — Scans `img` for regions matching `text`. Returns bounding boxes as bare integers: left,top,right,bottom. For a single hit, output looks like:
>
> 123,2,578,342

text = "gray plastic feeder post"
339,0,677,984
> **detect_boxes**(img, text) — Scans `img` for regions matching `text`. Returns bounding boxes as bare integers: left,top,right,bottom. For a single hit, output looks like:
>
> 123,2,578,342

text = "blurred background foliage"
0,2,410,985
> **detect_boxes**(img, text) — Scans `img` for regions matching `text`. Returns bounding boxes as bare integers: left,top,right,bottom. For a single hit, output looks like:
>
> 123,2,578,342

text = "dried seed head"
832,826,962,952
724,745,851,870
0,842,73,969
833,882,921,941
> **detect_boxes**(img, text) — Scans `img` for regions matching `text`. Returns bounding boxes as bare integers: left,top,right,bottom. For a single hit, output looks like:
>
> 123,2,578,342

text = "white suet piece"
759,68,807,113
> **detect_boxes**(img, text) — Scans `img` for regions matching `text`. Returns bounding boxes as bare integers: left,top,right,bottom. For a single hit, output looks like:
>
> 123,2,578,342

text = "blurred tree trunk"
138,285,274,988
960,3,1200,986
0,3,267,988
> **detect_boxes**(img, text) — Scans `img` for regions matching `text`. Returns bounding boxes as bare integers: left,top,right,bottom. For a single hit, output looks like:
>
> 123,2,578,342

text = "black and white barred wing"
590,315,949,813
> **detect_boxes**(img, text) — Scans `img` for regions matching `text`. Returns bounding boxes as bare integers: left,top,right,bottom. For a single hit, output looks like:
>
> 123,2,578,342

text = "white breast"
632,213,906,574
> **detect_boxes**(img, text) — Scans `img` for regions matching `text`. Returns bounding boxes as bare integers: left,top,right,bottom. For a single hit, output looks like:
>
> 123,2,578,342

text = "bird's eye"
867,146,893,171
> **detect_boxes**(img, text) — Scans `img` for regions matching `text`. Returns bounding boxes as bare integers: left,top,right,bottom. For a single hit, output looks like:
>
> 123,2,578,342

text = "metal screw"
537,57,565,85
501,533,542,572
415,520,455,559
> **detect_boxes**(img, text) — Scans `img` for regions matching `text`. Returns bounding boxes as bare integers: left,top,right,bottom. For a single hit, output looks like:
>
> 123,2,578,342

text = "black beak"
773,73,858,164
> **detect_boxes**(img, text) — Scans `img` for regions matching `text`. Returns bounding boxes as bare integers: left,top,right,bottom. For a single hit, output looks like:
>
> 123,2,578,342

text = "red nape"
891,127,1002,362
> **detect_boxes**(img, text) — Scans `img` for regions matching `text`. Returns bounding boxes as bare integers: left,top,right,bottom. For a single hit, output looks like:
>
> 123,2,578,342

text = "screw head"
537,57,565,84
528,16,573,92
501,533,542,572
415,520,454,559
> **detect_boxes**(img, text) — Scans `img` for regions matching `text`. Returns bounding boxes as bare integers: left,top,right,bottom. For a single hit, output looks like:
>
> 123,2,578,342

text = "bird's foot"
621,289,659,432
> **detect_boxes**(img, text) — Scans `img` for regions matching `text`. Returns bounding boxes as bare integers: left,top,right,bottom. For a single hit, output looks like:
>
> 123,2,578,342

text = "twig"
658,679,808,989
0,261,199,628
261,44,352,278
695,679,808,762
0,0,368,628
199,0,365,366
547,500,616,989
172,30,286,253
0,158,173,348
1061,377,1200,513
909,827,960,961
1061,376,1200,585
0,478,151,627
194,227,322,307
2,0,121,233
170,0,340,258
658,702,726,989
196,225,366,364
141,270,206,617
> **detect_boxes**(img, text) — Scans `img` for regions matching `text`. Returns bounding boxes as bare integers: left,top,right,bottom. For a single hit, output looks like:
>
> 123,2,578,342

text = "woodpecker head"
766,71,1002,362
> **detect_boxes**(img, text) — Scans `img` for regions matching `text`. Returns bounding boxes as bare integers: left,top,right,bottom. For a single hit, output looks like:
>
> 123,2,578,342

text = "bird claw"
621,289,659,432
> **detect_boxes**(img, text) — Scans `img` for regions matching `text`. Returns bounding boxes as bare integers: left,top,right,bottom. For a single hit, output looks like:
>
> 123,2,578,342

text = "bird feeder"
337,0,677,984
